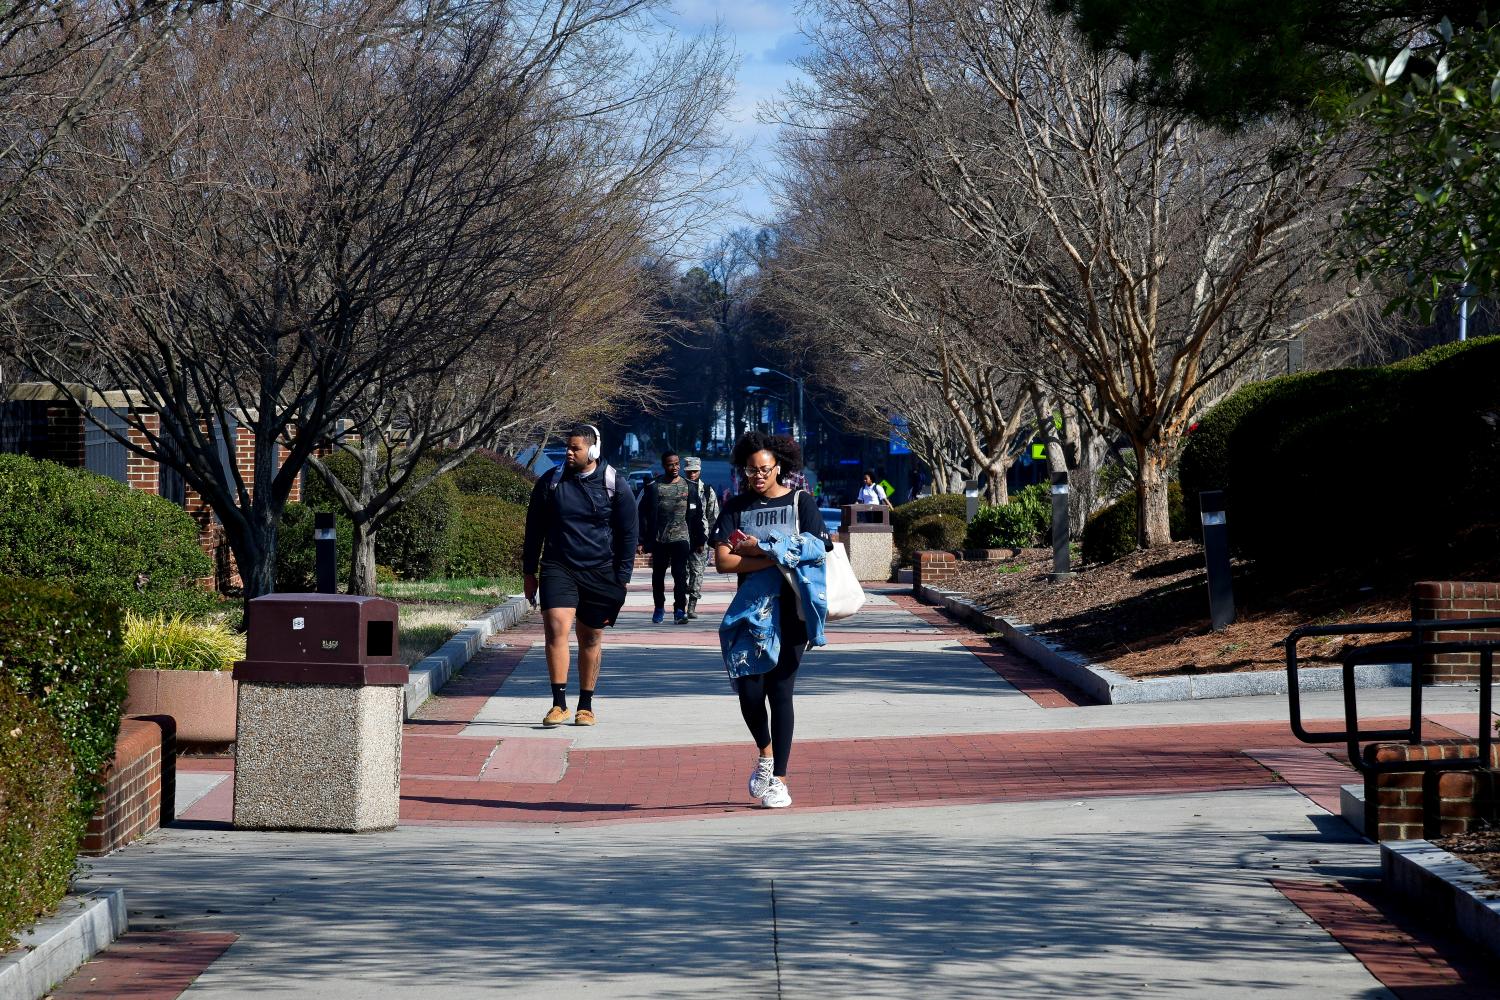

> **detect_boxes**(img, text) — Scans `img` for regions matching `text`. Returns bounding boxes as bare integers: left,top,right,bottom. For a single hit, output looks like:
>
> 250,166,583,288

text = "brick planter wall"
1411,581,1500,684
1364,739,1500,842
81,717,174,856
913,548,1021,591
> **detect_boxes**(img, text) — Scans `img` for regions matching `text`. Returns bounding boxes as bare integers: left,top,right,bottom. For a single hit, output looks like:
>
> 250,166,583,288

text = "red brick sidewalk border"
1275,879,1500,997
48,931,237,999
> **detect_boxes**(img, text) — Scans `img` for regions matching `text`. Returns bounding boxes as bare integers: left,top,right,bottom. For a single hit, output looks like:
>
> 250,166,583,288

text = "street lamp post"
749,366,804,453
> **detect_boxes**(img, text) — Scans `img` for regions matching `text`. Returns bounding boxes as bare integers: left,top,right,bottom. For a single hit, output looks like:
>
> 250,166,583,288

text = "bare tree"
782,0,1357,546
6,0,735,597
766,130,1036,503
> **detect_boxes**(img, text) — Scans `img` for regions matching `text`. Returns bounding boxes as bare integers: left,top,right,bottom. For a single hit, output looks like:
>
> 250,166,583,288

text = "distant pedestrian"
712,431,832,809
682,456,718,619
522,426,638,728
857,471,891,507
638,450,693,624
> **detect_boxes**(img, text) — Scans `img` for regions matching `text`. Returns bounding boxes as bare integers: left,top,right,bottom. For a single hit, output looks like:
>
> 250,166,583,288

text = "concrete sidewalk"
63,575,1500,996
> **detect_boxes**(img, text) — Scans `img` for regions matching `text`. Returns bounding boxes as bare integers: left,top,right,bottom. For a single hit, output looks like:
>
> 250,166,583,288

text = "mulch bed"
939,542,1410,679
1435,824,1500,892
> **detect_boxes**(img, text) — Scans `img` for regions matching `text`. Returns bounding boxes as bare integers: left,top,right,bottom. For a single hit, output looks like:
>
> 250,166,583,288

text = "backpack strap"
548,463,616,500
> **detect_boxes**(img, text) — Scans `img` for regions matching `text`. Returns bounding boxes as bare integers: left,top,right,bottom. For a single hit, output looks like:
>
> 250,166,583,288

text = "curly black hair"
731,431,802,481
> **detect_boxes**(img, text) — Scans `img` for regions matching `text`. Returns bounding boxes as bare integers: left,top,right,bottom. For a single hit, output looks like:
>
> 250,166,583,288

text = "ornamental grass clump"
122,612,245,672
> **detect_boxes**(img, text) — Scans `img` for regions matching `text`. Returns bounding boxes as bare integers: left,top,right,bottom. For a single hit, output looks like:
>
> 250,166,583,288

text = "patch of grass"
379,575,519,605
995,563,1027,576
397,601,493,666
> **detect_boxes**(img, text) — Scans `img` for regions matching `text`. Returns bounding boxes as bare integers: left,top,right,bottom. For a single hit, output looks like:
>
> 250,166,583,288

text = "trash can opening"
367,620,394,658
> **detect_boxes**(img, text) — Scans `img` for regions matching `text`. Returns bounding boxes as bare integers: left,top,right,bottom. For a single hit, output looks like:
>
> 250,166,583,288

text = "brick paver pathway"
73,575,1500,997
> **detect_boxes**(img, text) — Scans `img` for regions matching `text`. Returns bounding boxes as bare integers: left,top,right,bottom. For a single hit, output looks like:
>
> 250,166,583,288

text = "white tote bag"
822,541,866,620
781,490,866,621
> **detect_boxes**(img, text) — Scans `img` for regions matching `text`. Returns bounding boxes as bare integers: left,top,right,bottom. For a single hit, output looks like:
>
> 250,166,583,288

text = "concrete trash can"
232,594,407,832
841,504,895,582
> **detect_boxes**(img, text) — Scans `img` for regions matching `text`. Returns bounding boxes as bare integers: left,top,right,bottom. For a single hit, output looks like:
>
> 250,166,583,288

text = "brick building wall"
81,717,174,856
1364,739,1499,841
1411,581,1500,684
125,412,161,496
45,404,84,467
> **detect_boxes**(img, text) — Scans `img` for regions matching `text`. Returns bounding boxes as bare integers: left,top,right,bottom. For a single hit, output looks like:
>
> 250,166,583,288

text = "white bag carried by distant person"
822,541,865,620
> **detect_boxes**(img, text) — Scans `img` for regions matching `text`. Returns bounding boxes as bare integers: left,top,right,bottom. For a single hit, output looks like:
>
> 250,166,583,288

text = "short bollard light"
1199,489,1235,631
1048,471,1073,582
315,511,337,594
963,480,982,524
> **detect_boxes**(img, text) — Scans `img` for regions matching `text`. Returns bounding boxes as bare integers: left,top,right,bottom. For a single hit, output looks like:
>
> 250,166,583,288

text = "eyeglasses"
742,465,778,478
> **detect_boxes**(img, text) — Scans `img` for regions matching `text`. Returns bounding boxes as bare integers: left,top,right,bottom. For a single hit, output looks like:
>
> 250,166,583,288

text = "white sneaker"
748,756,775,799
760,777,792,809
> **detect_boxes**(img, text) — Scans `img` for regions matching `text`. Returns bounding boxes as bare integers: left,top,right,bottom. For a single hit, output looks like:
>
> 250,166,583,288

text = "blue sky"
664,0,809,239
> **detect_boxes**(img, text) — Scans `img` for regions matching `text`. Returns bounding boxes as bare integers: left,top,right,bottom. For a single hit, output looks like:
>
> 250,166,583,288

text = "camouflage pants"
686,546,710,604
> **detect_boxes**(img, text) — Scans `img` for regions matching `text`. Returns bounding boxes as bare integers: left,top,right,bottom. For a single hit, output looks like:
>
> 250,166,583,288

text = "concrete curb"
1383,839,1500,960
404,595,532,718
0,887,126,1000
915,583,1410,704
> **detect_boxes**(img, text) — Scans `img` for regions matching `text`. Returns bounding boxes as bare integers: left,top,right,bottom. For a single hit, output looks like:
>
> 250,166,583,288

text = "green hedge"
446,495,527,578
302,452,458,580
1081,482,1188,565
0,678,81,950
0,578,125,820
907,513,968,556
1180,336,1500,570
0,454,214,616
893,494,966,563
966,483,1051,549
440,450,536,506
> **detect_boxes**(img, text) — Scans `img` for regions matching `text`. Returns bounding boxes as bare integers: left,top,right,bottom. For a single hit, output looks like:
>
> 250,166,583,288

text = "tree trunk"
232,505,279,601
240,538,276,600
348,519,378,596
984,463,1010,505
1134,442,1173,547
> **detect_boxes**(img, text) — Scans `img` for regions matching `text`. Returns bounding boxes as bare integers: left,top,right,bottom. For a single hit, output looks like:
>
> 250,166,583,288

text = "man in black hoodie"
522,426,639,727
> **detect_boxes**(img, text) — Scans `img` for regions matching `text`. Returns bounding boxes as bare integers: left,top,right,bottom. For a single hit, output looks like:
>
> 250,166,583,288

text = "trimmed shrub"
1081,482,1188,565
122,611,245,672
0,578,126,818
0,678,81,950
441,450,537,506
274,502,354,592
303,452,458,579
893,494,966,563
1190,336,1500,572
907,513,968,556
966,483,1051,549
0,454,214,616
1178,371,1327,531
445,495,527,578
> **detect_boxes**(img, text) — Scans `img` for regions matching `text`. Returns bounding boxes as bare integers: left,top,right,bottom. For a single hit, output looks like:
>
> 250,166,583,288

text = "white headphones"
583,424,602,462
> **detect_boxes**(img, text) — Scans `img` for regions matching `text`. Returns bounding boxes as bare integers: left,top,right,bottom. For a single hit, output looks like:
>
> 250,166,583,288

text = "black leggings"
735,643,802,776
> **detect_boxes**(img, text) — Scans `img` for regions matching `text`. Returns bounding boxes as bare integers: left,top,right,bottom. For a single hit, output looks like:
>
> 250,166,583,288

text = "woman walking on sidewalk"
711,431,831,808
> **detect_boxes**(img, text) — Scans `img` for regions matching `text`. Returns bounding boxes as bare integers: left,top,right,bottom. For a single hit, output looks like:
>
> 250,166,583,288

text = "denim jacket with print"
719,531,829,679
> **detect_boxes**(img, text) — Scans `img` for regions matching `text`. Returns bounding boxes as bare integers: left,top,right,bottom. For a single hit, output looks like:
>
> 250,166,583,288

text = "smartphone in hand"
727,529,752,549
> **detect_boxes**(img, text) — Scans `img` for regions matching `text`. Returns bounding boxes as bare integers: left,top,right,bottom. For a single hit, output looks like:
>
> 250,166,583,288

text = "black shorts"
538,561,627,629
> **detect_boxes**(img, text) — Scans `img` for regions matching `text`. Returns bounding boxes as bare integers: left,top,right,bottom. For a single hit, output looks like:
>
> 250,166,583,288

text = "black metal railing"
1284,618,1500,776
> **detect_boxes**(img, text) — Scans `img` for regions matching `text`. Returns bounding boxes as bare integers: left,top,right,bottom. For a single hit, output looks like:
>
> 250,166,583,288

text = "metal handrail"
1285,617,1500,776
